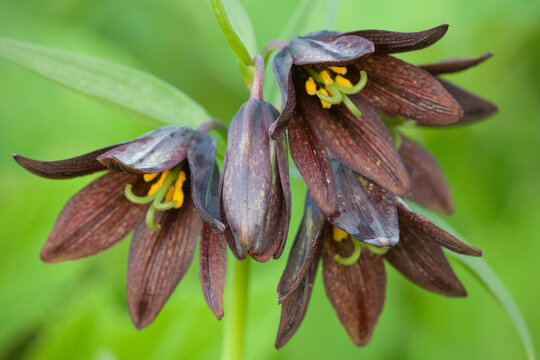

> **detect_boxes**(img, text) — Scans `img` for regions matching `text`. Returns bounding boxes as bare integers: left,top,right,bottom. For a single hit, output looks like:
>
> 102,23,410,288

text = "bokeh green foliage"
0,0,539,359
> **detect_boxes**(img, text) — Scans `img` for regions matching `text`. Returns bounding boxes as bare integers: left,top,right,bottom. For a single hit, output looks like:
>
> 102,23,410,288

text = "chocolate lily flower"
271,24,470,214
220,56,291,262
13,125,227,328
275,164,482,348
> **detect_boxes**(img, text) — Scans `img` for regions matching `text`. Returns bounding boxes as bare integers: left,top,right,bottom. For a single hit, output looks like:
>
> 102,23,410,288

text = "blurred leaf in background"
1,0,539,359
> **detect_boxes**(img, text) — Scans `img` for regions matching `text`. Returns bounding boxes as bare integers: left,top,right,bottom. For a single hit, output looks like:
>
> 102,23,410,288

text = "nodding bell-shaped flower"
13,125,228,328
220,56,291,262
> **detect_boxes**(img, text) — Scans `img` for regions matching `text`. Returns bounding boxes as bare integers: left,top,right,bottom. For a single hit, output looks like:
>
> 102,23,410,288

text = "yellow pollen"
143,173,159,182
305,77,317,95
326,87,335,97
165,186,174,203
320,70,333,85
333,227,348,242
173,171,187,209
318,88,332,109
146,169,171,196
157,170,171,185
148,182,161,196
329,66,347,75
335,75,353,88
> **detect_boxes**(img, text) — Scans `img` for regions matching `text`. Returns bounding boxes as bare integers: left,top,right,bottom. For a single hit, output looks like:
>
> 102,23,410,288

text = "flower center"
332,226,388,265
124,164,187,231
303,66,368,117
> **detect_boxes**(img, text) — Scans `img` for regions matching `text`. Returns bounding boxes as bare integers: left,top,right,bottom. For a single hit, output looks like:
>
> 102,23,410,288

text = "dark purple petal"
419,52,493,75
275,241,321,349
272,134,292,259
40,172,146,263
398,206,482,256
348,24,448,54
322,238,387,346
13,145,118,179
288,35,374,66
127,197,201,329
270,49,296,139
277,193,326,302
187,132,225,232
200,223,227,320
399,137,454,215
288,114,337,215
384,207,467,297
328,161,399,248
98,126,195,174
296,84,409,195
358,55,462,125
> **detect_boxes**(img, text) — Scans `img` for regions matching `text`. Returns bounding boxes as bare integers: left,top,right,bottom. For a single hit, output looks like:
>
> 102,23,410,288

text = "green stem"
221,258,250,360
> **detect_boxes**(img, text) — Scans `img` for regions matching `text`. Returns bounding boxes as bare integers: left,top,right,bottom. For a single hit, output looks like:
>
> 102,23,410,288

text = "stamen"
335,75,353,88
305,77,317,95
173,171,187,209
143,173,159,182
329,66,347,75
317,88,332,109
148,182,161,196
333,226,348,242
335,238,362,265
316,87,342,105
333,70,368,95
320,70,333,85
165,187,174,203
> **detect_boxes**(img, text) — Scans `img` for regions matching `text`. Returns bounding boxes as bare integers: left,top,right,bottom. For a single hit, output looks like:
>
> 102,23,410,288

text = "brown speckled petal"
419,52,493,75
200,223,227,320
271,134,292,260
127,196,201,329
348,24,448,54
322,237,387,346
399,137,454,215
288,35,374,66
270,49,296,139
40,172,146,263
329,161,399,248
277,192,326,303
98,126,195,174
358,55,462,125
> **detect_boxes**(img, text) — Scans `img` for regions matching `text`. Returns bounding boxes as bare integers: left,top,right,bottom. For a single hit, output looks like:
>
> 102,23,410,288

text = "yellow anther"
329,66,347,75
320,70,333,85
333,227,348,242
165,187,174,203
173,171,187,209
143,173,159,182
335,75,353,88
146,169,171,196
305,77,317,95
157,170,171,186
326,87,335,97
318,88,332,109
148,182,161,196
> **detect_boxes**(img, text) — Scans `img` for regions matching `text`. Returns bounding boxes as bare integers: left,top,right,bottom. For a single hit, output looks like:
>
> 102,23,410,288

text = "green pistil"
335,237,363,265
362,243,389,256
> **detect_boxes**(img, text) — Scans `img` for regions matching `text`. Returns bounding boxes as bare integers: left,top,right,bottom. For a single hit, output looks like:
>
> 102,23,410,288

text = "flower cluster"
13,23,496,347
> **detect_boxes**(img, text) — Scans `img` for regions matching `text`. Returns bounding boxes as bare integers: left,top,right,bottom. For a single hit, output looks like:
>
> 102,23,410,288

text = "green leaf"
0,36,211,129
223,0,257,57
409,203,536,360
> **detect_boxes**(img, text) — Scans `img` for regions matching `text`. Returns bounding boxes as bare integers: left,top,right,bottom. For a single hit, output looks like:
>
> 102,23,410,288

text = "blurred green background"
1,0,539,359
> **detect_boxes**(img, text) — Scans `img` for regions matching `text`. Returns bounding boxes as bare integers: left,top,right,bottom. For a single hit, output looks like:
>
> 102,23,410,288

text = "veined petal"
200,223,227,320
271,134,292,260
127,196,201,329
399,137,454,215
329,161,399,248
348,24,448,54
419,52,493,75
358,55,462,125
384,208,467,297
288,35,374,66
322,237,387,346
288,114,337,215
98,126,194,174
188,132,225,232
270,49,296,139
40,172,146,262
398,206,482,256
277,192,326,302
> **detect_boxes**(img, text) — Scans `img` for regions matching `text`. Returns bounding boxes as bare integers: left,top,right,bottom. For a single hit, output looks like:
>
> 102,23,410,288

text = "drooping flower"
13,125,227,328
220,56,291,262
274,161,482,348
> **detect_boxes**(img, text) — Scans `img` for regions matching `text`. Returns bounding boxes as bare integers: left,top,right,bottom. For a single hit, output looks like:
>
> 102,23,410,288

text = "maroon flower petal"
270,49,296,139
288,114,337,215
322,238,387,346
398,206,482,256
40,172,146,262
277,193,326,303
419,52,493,75
187,132,225,232
98,126,194,174
288,35,374,66
200,223,227,320
384,207,467,297
399,137,454,215
127,197,201,329
276,242,321,349
13,145,117,179
297,84,409,195
358,55,462,125
329,161,399,248
348,24,448,54
272,134,292,260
